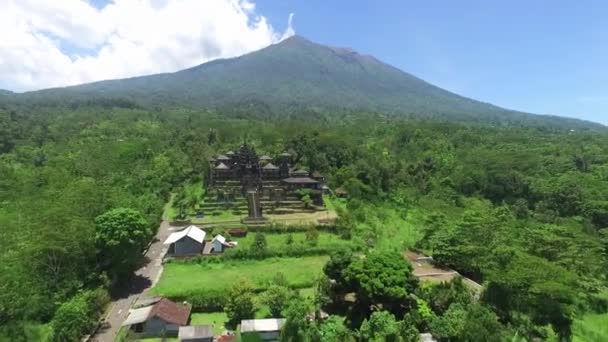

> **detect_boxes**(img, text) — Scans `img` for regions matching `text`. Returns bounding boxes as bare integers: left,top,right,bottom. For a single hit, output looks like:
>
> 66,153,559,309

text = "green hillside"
8,36,603,129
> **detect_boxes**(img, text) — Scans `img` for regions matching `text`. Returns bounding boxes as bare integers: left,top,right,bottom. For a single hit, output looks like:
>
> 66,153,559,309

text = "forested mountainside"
3,36,603,130
1,102,607,341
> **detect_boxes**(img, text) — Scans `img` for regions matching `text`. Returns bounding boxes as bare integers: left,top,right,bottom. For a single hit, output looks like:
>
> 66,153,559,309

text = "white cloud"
0,0,295,92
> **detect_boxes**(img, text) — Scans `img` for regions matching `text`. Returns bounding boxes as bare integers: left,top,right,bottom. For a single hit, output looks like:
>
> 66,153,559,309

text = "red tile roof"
149,298,191,326
217,335,237,342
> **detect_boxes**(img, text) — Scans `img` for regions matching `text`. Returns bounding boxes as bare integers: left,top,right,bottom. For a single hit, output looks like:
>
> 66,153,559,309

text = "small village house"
122,298,191,338
211,234,234,253
163,225,206,256
203,234,237,255
240,318,285,341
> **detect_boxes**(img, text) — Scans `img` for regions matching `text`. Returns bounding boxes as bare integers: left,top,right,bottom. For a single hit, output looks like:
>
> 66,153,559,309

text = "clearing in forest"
151,256,328,297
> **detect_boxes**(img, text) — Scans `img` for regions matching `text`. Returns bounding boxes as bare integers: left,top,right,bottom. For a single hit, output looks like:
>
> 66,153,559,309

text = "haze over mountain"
6,36,603,129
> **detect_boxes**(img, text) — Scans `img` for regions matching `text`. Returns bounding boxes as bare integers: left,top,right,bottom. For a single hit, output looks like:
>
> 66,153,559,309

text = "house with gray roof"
240,318,285,341
178,325,214,342
163,225,206,256
122,298,191,338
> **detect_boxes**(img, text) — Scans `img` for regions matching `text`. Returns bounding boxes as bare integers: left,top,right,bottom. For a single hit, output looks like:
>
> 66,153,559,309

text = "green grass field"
191,312,229,336
162,193,177,221
323,195,346,213
191,209,243,224
573,313,608,342
152,256,328,296
232,232,351,249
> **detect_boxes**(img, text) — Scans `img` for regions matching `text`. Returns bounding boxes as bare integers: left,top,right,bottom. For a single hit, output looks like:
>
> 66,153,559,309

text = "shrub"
173,239,360,264
48,289,109,342
168,289,228,312
305,227,320,246
247,222,336,234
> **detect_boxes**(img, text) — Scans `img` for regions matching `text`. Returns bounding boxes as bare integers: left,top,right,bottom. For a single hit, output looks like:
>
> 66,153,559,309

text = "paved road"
91,220,174,342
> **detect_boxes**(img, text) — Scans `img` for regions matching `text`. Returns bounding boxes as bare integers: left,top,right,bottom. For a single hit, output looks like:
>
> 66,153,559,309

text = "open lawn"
152,256,328,296
354,204,423,250
162,193,177,221
191,210,243,224
323,195,346,213
191,312,229,336
573,313,608,342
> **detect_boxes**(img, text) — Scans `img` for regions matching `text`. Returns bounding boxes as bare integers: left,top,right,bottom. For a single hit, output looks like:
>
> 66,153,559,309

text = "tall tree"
94,208,150,280
280,295,313,342
345,249,418,316
225,279,257,327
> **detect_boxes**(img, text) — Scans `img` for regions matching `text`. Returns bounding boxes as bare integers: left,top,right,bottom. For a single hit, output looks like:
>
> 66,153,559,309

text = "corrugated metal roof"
179,325,214,339
164,225,206,244
122,306,153,326
240,318,285,333
212,234,226,244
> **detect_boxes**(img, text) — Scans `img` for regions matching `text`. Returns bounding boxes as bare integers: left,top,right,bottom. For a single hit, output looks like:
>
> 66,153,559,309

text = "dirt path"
404,250,482,293
90,220,173,342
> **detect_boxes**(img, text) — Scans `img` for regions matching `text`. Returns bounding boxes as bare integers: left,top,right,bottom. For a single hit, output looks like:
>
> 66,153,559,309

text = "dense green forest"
1,102,607,341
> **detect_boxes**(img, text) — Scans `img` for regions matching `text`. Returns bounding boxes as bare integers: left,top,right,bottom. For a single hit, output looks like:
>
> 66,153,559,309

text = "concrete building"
163,225,206,256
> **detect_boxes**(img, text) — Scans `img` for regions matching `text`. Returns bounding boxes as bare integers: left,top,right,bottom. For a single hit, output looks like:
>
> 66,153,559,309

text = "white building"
163,225,206,256
211,234,230,253
240,318,285,341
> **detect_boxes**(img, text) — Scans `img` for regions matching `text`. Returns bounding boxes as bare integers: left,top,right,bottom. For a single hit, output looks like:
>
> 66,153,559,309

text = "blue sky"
254,0,608,124
4,0,607,124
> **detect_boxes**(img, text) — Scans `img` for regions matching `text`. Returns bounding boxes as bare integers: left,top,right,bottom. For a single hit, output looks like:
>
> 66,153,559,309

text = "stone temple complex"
204,144,326,222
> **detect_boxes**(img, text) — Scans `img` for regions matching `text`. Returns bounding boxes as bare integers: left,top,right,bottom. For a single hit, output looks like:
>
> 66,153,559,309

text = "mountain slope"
12,36,603,129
